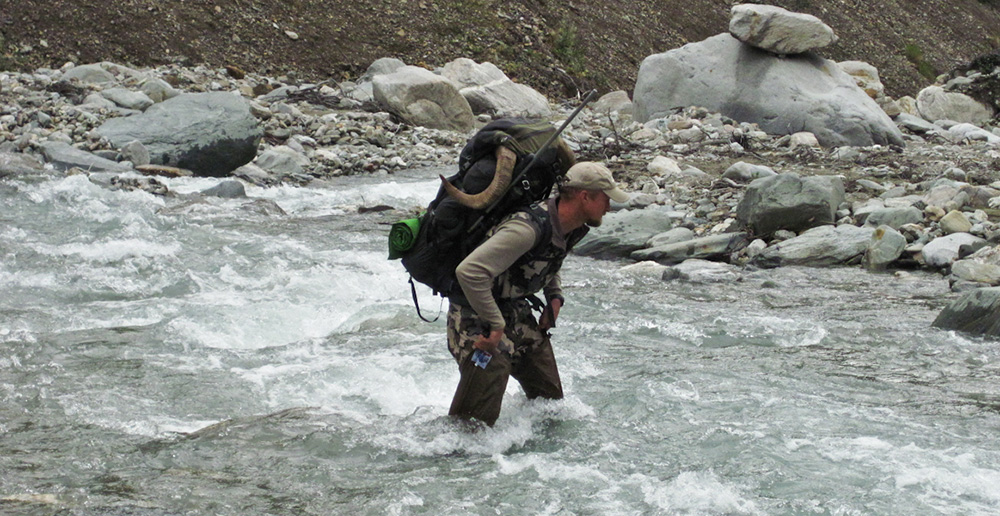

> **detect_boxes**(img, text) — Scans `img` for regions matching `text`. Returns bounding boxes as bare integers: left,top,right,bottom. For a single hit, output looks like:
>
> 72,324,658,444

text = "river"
2,168,999,515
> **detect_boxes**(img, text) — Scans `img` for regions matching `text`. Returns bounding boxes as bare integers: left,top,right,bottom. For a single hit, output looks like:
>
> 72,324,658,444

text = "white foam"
635,470,762,515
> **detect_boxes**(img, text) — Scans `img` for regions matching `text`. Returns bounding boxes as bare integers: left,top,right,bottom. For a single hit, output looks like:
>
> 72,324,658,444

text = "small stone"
285,31,300,40
940,210,973,235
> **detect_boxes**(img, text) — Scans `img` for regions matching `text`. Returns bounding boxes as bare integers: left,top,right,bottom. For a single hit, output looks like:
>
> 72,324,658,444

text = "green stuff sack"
388,217,420,259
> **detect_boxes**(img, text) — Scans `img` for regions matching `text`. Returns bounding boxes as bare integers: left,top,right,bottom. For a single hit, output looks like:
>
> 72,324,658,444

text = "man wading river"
446,162,629,426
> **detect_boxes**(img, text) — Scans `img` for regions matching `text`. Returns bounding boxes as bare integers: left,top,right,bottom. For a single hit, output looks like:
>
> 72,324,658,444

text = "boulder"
95,92,262,177
863,206,923,229
921,233,987,268
0,152,46,177
101,88,154,111
630,232,748,264
736,173,845,236
939,210,973,235
140,78,180,103
753,225,875,267
916,86,995,125
634,34,904,148
948,123,1000,144
932,287,1000,336
895,113,939,134
574,206,676,259
120,140,150,167
662,259,743,283
862,225,906,270
60,64,115,85
39,142,132,173
255,146,310,176
647,156,683,177
201,180,247,198
951,260,1000,286
729,4,837,55
440,59,551,118
591,90,633,115
646,227,695,248
722,161,776,183
373,66,475,132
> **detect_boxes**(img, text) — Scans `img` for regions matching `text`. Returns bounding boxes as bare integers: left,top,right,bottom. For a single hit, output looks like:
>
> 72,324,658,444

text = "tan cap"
563,162,630,203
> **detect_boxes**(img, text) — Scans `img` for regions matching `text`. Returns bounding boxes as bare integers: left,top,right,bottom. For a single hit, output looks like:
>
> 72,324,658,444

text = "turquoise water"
2,169,998,515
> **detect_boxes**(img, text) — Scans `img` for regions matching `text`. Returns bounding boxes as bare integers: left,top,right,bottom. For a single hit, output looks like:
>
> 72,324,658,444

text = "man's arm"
455,219,539,342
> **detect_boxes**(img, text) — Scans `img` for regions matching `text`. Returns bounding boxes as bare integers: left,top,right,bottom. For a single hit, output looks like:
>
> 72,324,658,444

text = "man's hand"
538,297,562,331
473,329,503,355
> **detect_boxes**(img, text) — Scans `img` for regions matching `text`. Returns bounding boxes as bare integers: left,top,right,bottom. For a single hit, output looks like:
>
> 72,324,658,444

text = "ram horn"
440,146,517,210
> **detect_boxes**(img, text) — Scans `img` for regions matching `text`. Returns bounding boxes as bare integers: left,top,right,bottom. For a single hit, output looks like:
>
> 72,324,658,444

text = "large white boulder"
373,66,475,132
439,58,551,118
729,4,837,55
916,86,995,125
633,34,905,148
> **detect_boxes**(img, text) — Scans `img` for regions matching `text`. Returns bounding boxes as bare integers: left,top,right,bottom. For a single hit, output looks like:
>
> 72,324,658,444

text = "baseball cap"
563,162,630,203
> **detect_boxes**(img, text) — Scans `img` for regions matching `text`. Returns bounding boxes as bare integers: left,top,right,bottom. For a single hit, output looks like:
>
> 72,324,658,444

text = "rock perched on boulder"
753,225,875,267
96,92,262,177
633,34,904,148
439,58,551,118
101,88,154,111
373,66,475,132
729,3,837,55
736,173,845,236
932,287,1000,336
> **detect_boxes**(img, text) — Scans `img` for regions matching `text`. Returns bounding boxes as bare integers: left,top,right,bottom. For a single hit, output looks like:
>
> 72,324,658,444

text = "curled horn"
440,146,517,210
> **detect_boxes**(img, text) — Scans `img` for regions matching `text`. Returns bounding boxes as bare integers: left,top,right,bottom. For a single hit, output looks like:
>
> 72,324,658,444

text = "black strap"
410,277,443,323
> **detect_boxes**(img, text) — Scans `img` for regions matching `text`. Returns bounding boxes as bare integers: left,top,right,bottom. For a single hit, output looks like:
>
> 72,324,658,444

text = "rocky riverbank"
3,5,1000,336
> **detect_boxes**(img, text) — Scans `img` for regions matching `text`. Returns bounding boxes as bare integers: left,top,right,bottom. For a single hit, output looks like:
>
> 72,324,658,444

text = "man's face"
582,190,611,227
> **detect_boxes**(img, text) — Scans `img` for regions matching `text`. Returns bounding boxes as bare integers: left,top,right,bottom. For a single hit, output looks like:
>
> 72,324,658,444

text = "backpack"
389,118,574,318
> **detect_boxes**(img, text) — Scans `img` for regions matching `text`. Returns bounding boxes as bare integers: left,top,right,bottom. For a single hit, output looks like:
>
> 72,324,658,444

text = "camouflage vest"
489,199,589,301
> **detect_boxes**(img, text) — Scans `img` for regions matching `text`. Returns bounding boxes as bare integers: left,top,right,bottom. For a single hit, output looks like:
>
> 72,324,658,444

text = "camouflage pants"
446,299,563,426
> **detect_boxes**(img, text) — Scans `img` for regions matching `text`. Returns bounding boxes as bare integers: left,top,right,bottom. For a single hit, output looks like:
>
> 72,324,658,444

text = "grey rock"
729,4,837,55
0,152,46,177
460,80,552,118
863,225,906,270
922,233,987,268
940,210,973,235
631,232,748,264
39,141,132,173
948,123,1000,144
932,287,1000,336
863,206,923,229
255,146,310,176
373,66,475,132
722,161,776,182
574,206,676,259
201,180,247,198
736,173,845,236
895,113,939,134
646,227,695,248
120,140,150,167
361,57,408,81
95,92,262,177
663,259,742,283
951,260,1000,285
634,34,904,147
591,90,633,115
140,78,180,103
916,86,995,126
101,88,154,111
753,224,875,267
61,64,115,85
